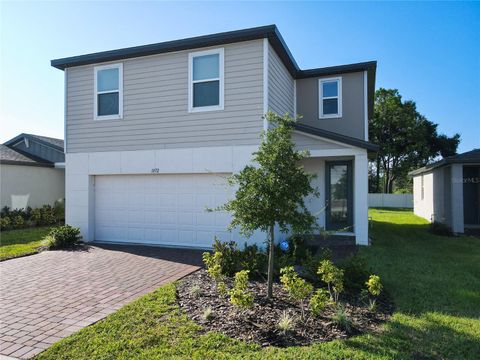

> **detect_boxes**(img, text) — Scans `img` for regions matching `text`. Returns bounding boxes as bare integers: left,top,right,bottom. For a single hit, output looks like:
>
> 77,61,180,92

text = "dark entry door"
463,166,480,225
326,161,353,231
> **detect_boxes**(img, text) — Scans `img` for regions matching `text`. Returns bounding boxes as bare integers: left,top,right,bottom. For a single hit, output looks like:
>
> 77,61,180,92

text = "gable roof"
0,144,53,167
293,123,379,152
4,133,64,152
50,25,377,119
409,149,480,176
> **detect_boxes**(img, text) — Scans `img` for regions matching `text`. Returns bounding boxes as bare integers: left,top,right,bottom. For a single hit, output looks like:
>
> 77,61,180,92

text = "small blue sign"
280,240,289,252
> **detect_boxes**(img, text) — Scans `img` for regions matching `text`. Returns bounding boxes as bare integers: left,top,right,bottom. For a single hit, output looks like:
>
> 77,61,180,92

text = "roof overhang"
293,123,379,154
4,133,64,152
50,26,376,91
409,158,480,176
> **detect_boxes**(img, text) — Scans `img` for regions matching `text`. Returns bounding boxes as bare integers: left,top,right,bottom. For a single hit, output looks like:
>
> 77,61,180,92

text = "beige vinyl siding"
296,72,366,140
66,40,264,153
268,44,294,116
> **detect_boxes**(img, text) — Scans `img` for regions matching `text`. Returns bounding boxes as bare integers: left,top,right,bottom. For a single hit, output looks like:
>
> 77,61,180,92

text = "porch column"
450,164,464,233
354,153,369,245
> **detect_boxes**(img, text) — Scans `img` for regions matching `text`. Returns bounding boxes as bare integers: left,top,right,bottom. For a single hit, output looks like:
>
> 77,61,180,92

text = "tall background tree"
219,112,318,298
369,88,460,193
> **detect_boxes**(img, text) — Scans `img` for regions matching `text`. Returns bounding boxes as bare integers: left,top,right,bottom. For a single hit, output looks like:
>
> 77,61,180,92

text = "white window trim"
94,63,123,121
188,48,224,113
319,77,342,119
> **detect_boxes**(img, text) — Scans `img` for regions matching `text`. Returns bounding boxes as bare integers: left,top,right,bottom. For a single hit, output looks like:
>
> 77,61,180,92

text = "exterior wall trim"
262,38,269,130
363,70,368,141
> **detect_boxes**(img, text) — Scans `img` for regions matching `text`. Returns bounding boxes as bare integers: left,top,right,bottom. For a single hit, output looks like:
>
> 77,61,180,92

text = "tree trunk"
375,157,381,193
267,225,275,299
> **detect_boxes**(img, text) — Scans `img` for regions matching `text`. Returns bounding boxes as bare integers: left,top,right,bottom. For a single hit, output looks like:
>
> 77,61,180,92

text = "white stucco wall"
413,165,465,233
66,142,369,247
0,164,65,209
413,171,434,222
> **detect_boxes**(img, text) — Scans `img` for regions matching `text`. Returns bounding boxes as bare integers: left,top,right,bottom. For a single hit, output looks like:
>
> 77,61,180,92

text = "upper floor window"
188,48,224,112
94,63,123,120
319,77,342,119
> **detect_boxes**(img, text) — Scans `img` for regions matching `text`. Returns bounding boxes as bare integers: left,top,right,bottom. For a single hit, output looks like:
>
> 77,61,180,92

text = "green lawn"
0,227,51,261
37,209,480,360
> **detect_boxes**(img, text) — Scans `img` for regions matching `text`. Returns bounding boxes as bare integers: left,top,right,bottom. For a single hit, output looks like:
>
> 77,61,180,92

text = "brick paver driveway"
0,244,202,359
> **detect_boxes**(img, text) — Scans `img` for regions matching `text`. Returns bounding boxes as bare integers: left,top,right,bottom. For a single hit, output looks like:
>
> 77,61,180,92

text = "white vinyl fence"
368,193,413,208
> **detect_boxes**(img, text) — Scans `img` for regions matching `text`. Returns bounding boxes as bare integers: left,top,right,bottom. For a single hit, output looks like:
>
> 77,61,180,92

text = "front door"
326,161,353,231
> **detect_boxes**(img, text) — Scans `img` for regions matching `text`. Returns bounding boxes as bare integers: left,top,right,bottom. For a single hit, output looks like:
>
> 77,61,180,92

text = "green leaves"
228,270,254,309
369,88,460,193
280,266,313,302
221,112,318,237
366,274,383,297
317,260,344,303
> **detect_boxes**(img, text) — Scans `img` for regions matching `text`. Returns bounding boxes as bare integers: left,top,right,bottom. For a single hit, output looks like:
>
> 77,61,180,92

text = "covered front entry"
94,174,232,248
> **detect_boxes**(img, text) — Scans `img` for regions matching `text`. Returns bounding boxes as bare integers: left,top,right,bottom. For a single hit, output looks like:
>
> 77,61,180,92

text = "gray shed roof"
409,149,480,176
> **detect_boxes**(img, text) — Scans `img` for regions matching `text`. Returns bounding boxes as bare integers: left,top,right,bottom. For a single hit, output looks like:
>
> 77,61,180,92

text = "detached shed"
409,149,480,234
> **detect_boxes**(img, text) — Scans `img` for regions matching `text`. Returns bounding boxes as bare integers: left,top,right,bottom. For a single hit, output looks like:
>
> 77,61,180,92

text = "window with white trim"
94,63,123,120
319,77,342,118
188,48,224,112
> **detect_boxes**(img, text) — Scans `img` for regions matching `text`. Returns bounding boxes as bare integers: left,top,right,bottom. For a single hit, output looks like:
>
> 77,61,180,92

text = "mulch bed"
177,269,393,347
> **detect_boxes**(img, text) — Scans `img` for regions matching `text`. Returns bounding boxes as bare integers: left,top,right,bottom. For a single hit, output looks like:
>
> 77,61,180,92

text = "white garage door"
94,174,233,248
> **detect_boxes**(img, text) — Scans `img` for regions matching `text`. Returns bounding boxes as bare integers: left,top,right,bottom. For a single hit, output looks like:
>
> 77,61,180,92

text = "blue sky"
1,1,479,153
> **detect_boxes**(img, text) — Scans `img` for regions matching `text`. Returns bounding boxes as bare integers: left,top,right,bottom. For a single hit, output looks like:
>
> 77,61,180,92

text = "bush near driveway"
47,225,82,249
35,209,480,359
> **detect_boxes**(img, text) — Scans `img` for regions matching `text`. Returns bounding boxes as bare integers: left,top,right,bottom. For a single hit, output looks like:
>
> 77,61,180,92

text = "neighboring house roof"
0,144,53,167
4,133,64,152
409,149,480,176
294,123,379,152
50,24,377,119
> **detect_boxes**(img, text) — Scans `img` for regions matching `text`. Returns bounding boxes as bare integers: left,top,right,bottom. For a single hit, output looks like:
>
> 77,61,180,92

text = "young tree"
219,112,318,298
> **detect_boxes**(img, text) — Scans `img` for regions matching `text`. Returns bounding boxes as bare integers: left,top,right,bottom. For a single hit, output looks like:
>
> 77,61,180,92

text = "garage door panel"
94,174,232,248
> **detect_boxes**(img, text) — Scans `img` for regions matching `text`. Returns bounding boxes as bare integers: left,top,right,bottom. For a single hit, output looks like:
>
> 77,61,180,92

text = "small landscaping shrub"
277,311,295,334
430,221,454,236
0,216,11,231
340,254,370,292
280,266,313,319
189,284,203,298
54,200,65,222
203,251,228,295
309,288,331,316
202,306,213,321
47,225,82,249
365,274,383,310
13,215,24,228
40,205,57,226
239,243,267,278
317,260,344,303
332,306,352,332
212,238,241,276
228,270,253,309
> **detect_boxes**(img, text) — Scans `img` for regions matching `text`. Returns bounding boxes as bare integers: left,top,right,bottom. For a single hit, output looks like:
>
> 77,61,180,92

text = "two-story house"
51,25,378,248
